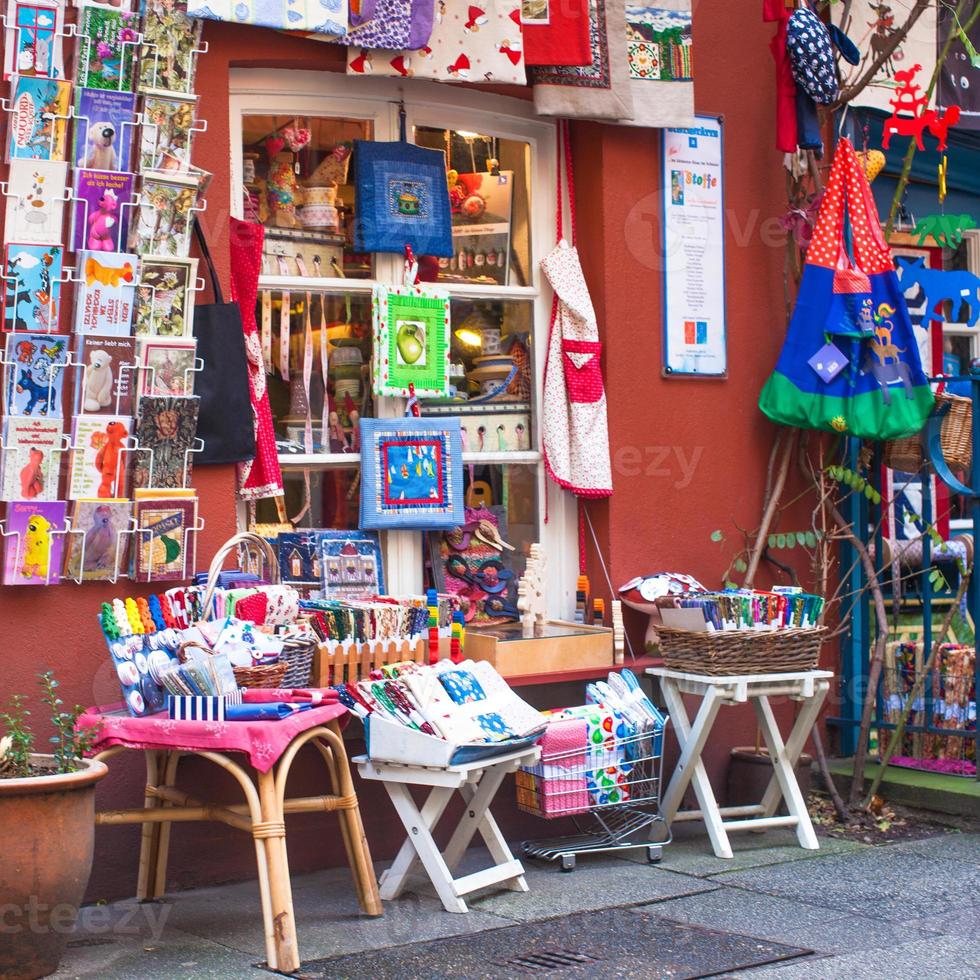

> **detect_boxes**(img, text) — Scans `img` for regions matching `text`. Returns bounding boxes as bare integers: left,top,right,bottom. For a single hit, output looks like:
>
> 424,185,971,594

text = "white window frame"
228,69,575,619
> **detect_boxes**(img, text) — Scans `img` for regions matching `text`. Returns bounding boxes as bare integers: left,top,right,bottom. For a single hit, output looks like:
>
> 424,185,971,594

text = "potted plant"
0,673,106,980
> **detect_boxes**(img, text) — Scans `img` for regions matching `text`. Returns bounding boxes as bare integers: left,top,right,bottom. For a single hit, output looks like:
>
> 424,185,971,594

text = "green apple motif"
396,320,425,365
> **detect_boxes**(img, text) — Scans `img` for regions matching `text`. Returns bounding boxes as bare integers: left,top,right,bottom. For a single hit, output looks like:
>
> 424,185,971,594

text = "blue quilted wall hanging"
353,139,453,257
359,416,464,530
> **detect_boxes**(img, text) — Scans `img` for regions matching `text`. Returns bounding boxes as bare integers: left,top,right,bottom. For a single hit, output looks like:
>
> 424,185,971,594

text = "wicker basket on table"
200,531,294,690
884,391,972,474
657,626,827,676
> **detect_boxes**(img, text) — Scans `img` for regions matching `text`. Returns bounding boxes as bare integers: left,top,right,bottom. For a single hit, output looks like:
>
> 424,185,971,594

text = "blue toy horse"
15,369,51,415
896,255,980,327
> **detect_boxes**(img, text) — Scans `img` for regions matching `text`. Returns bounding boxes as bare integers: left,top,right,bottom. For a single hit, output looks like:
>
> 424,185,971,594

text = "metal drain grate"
496,949,600,974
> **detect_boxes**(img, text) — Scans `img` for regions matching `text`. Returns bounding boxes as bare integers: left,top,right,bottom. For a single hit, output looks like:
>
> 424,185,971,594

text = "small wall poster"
661,115,726,377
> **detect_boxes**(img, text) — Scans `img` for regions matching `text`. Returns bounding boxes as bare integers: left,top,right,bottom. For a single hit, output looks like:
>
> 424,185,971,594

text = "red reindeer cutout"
882,64,960,152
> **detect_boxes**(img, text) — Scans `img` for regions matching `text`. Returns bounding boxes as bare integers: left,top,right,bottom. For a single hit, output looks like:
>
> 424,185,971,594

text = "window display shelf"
258,274,374,293
276,450,542,469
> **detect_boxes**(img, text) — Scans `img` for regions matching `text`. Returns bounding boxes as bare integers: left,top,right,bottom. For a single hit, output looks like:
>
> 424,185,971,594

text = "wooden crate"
462,621,613,680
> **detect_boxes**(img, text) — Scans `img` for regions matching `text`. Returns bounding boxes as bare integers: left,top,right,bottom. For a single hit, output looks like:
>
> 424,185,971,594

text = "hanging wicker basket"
883,391,972,474
657,626,826,676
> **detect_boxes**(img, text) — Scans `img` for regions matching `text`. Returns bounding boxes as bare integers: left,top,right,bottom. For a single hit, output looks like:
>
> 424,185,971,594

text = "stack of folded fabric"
333,658,547,748
518,669,667,815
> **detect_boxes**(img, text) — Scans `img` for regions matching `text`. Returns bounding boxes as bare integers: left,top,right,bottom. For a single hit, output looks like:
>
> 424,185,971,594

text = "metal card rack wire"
518,717,672,871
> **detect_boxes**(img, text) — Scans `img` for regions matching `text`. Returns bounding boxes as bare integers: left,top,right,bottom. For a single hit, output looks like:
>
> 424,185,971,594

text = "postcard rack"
0,0,211,588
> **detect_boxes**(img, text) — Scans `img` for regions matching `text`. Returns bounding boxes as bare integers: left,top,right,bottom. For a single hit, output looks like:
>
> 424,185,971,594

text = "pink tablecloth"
78,700,348,773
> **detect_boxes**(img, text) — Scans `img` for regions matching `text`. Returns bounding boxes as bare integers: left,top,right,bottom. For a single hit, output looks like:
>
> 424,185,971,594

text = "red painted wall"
1,3,824,902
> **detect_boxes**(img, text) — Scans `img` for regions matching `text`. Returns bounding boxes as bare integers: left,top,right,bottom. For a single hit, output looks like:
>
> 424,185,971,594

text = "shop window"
232,72,572,613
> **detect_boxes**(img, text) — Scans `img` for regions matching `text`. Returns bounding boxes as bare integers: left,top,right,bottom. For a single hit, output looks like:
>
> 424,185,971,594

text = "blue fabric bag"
759,139,934,440
353,138,453,257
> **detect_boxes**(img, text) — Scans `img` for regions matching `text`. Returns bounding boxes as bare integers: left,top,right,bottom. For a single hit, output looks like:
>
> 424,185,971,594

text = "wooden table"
647,668,833,859
356,745,540,913
94,720,382,973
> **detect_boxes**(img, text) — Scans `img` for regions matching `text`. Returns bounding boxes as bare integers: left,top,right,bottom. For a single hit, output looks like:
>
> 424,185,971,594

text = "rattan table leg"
149,751,181,899
256,768,299,973
136,751,164,902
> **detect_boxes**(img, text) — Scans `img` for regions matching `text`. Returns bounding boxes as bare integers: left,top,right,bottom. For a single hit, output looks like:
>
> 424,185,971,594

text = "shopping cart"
517,712,671,871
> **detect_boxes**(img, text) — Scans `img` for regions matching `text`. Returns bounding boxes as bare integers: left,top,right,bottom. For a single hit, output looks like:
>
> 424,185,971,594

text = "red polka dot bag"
759,138,933,440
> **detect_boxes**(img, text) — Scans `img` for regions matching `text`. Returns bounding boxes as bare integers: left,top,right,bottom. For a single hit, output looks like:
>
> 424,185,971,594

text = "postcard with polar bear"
2,498,66,585
63,497,131,582
74,249,137,335
72,88,136,172
67,413,131,499
3,0,65,81
0,415,63,502
74,334,136,416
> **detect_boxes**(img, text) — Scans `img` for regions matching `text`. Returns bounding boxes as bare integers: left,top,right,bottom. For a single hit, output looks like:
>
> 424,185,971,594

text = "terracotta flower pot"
0,755,107,980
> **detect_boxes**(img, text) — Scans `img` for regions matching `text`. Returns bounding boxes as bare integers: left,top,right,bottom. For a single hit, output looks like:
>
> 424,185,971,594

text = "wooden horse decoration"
882,64,960,152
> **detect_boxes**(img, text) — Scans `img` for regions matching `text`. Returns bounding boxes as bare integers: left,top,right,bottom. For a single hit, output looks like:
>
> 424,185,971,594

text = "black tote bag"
192,222,256,465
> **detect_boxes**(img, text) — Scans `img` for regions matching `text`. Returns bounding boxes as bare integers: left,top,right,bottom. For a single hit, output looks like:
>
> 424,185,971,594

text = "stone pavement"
53,823,980,978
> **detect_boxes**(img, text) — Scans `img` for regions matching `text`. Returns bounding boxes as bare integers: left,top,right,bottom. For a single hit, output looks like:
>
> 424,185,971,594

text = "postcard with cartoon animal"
131,493,197,582
3,498,66,584
70,169,134,254
74,5,139,91
4,159,68,246
2,499,66,585
67,413,131,499
132,395,200,490
72,88,136,172
138,0,202,96
74,334,136,416
63,497,131,581
7,76,71,162
128,173,198,257
138,91,197,174
0,415,63,501
4,331,68,417
136,336,197,398
73,249,137,335
3,0,65,81
134,256,196,336
3,243,62,333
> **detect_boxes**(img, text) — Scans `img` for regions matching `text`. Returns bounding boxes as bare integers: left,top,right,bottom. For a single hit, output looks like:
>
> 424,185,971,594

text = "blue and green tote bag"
759,138,933,440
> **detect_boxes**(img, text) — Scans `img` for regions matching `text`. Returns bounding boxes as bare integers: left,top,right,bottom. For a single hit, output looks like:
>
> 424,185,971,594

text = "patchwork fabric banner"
346,0,526,85
621,0,695,128
186,0,347,34
359,416,465,531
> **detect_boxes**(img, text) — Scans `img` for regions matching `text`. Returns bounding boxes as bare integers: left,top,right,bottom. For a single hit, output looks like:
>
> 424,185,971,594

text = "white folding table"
647,668,833,859
355,745,540,913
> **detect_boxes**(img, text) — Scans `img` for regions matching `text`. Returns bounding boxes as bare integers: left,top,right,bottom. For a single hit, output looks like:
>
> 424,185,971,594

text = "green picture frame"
372,284,451,398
